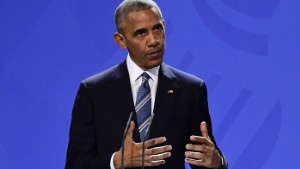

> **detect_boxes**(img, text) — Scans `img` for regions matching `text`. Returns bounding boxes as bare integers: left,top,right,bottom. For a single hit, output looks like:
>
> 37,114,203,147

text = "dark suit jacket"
65,61,228,169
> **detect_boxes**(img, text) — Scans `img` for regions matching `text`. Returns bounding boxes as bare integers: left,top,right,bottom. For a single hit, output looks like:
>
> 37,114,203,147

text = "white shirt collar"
126,54,160,84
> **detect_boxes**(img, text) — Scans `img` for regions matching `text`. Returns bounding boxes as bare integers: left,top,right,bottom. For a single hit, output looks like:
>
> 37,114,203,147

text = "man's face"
114,8,165,70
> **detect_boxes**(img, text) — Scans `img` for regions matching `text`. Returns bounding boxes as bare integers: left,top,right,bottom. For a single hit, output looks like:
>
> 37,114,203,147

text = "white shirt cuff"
110,152,116,169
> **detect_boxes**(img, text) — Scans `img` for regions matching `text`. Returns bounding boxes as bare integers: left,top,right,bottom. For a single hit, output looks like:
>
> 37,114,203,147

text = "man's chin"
147,60,163,69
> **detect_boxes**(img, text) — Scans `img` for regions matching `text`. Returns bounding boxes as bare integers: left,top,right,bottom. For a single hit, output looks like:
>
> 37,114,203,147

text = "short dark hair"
114,0,163,33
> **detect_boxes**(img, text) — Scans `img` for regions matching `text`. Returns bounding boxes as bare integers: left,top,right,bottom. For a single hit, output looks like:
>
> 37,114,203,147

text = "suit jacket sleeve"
65,81,112,169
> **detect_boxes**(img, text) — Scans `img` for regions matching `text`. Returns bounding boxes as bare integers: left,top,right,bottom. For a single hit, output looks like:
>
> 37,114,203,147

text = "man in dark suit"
65,0,228,169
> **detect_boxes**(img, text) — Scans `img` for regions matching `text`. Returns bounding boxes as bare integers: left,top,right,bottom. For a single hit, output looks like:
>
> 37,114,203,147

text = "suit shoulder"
165,64,205,86
82,64,119,86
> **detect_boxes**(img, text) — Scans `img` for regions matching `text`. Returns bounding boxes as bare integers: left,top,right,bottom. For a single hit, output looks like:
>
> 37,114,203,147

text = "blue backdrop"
1,0,299,168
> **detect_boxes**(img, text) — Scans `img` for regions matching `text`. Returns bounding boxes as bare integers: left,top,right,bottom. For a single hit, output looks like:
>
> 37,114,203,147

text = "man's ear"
114,33,127,49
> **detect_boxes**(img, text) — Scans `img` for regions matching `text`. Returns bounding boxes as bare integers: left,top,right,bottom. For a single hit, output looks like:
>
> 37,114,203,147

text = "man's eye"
137,32,145,36
135,30,146,37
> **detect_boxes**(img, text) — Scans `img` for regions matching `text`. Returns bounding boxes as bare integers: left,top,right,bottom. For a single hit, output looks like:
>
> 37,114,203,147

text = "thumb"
126,121,135,139
200,121,209,139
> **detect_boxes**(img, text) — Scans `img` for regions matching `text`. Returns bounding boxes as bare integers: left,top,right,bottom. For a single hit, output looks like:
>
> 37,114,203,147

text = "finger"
189,136,213,146
185,151,205,160
200,121,209,139
126,121,135,139
144,137,167,148
144,160,166,166
185,157,206,166
145,145,172,155
186,143,210,153
145,152,171,161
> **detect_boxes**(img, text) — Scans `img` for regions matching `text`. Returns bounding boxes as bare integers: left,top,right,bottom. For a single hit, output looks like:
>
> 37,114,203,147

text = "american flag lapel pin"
167,89,174,94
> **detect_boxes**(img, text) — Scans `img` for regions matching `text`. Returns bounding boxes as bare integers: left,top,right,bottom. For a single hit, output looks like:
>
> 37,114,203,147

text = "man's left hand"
185,121,222,169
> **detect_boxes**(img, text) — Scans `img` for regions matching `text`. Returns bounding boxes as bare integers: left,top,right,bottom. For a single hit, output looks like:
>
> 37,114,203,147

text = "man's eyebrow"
153,23,163,29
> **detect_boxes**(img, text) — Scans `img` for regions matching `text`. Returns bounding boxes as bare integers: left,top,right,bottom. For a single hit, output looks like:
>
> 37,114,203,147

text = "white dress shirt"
110,55,160,168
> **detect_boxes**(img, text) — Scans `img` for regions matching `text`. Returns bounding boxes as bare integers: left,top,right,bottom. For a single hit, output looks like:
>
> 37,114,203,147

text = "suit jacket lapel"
110,61,141,142
150,63,179,139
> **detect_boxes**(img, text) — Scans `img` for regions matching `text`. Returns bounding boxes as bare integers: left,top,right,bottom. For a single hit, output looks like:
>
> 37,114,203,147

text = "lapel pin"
167,90,174,94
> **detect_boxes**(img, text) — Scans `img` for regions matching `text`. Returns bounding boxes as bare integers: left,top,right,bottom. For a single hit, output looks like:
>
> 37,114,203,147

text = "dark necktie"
135,72,151,141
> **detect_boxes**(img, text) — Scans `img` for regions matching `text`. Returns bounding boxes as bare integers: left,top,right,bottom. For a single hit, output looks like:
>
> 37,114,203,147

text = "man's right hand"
113,121,172,169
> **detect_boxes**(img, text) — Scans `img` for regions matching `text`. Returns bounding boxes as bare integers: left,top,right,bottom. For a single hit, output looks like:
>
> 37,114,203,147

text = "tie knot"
141,72,150,81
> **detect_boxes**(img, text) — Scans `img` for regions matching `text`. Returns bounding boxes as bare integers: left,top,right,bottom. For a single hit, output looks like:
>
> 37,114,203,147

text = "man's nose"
148,33,159,47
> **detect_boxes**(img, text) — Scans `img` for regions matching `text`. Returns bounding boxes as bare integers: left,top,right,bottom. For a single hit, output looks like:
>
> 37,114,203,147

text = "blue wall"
1,0,299,168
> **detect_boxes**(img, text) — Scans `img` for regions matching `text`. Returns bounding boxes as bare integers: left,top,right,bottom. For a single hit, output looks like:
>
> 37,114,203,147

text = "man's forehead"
124,9,162,25
117,8,163,34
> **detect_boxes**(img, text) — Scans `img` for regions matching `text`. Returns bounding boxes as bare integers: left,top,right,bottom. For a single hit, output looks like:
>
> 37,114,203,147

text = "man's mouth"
146,50,161,58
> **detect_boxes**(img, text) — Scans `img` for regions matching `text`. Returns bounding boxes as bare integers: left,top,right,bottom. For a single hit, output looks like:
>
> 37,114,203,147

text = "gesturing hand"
185,121,222,169
114,121,172,169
